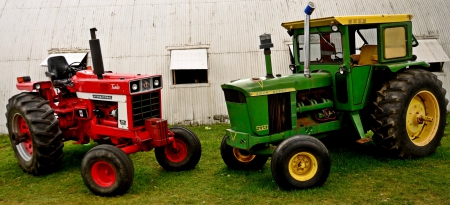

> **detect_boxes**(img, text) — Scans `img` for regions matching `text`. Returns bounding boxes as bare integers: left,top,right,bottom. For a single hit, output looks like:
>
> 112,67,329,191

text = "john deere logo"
249,88,295,96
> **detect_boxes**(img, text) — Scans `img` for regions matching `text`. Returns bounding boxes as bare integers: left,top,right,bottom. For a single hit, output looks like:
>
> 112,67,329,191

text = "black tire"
271,135,330,190
81,145,134,196
155,126,201,171
5,92,64,175
371,69,448,158
220,135,268,170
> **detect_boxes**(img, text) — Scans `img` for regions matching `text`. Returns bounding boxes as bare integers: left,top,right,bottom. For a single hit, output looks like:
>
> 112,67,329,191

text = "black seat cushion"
47,56,69,80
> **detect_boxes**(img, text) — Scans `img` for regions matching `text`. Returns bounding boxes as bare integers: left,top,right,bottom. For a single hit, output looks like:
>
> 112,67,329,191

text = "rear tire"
5,93,64,175
220,135,268,170
81,145,134,196
271,135,330,190
371,69,448,157
155,126,201,171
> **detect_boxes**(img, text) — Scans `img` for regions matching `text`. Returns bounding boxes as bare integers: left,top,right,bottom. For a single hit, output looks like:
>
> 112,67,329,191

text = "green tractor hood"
221,72,333,136
222,72,332,96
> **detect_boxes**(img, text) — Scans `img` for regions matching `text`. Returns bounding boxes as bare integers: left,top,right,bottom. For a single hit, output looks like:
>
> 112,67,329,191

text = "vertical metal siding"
1,0,450,133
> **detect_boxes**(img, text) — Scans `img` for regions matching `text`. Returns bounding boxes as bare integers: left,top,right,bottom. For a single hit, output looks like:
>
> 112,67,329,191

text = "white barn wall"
1,0,450,133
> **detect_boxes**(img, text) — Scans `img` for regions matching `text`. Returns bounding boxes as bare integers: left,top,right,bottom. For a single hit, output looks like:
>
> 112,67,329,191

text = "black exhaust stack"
89,28,105,79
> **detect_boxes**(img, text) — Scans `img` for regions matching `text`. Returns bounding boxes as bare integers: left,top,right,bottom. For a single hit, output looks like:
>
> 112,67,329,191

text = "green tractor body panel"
221,72,332,97
223,73,332,138
221,13,433,155
373,61,430,72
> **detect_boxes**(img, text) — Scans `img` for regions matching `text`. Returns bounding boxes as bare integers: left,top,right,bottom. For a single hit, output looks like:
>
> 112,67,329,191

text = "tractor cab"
281,14,428,112
282,14,425,74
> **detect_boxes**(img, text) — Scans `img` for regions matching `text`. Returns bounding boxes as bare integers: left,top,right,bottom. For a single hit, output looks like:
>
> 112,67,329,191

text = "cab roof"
281,14,414,31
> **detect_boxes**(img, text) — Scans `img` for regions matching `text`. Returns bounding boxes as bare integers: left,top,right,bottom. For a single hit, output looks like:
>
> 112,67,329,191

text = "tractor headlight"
131,83,138,91
34,83,41,89
331,25,339,31
153,79,159,87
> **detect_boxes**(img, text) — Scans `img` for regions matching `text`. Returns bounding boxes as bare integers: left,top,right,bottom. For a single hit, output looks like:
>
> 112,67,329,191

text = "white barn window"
170,49,208,85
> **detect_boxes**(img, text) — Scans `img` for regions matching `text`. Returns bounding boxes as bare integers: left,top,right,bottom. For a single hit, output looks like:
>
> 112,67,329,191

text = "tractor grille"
268,93,292,134
223,89,246,103
132,92,160,128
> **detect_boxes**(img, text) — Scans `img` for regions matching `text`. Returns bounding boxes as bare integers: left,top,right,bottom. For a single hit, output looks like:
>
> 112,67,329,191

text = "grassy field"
0,117,449,205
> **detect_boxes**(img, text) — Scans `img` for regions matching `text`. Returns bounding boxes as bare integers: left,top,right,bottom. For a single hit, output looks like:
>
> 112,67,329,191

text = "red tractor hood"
72,70,162,95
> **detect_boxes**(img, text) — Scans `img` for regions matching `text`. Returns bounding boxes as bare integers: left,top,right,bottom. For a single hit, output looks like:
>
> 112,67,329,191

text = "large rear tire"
5,92,64,175
155,126,201,171
81,145,134,196
371,69,448,158
271,135,330,190
220,135,268,170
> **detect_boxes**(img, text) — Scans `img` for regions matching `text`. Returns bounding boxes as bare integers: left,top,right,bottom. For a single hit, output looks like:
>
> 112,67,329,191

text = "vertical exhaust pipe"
303,2,315,78
89,28,105,79
259,33,274,79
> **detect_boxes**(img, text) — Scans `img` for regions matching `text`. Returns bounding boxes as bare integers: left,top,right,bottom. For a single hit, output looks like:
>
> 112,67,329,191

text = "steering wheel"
68,62,87,73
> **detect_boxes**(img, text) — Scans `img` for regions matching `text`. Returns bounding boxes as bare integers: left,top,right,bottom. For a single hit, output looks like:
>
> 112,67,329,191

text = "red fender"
16,81,53,91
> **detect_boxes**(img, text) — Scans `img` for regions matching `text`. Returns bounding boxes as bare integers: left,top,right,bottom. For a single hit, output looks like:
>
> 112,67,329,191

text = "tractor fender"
16,81,53,91
374,61,429,73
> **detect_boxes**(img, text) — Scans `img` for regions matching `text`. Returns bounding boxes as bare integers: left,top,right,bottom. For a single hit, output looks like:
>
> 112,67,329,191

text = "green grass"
1,118,450,205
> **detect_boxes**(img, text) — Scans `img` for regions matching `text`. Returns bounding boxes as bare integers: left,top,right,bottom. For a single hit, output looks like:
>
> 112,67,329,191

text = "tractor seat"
45,56,70,86
351,45,378,66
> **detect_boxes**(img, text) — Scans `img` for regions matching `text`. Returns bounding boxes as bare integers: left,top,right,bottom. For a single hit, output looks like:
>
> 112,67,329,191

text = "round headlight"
154,79,160,86
34,84,41,89
331,25,339,32
132,83,138,90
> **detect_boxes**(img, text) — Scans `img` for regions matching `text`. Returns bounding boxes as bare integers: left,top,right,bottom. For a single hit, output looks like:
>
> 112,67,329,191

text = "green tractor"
220,2,448,190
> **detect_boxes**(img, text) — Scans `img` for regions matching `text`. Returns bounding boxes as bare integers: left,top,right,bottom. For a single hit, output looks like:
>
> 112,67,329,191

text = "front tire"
271,135,330,190
81,145,134,196
155,126,201,171
220,135,268,170
371,69,448,157
5,93,64,175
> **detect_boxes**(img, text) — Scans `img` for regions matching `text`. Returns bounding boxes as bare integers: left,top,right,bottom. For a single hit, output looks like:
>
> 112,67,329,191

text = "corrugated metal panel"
414,39,450,63
1,0,450,133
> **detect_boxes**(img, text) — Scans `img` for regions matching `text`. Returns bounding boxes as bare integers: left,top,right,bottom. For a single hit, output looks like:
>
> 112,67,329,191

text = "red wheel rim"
165,139,188,163
91,161,116,188
18,116,33,155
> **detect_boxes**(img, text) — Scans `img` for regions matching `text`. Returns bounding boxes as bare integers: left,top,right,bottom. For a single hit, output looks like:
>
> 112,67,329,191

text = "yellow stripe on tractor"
281,14,414,30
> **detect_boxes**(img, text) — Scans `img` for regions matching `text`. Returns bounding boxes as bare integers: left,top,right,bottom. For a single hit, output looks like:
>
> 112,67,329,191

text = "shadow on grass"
59,142,95,173
319,132,390,159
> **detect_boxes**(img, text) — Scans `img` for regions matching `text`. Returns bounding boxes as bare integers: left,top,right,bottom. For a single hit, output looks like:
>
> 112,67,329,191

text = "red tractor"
5,28,201,196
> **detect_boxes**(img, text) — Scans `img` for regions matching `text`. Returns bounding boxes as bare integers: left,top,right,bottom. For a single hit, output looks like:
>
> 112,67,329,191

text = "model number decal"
92,95,113,100
249,88,295,96
256,124,269,131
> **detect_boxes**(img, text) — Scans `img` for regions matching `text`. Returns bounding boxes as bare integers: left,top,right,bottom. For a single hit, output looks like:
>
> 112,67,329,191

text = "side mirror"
412,35,419,47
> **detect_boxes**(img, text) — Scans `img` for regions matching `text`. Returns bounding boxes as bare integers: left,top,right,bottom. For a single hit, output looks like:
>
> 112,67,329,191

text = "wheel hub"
406,91,439,146
288,152,318,181
12,114,33,161
91,161,116,188
165,139,188,163
232,148,256,163
291,155,311,175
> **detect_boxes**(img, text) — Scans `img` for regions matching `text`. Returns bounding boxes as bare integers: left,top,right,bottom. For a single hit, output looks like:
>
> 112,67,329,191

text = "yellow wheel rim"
232,148,256,163
406,91,440,146
288,152,318,181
